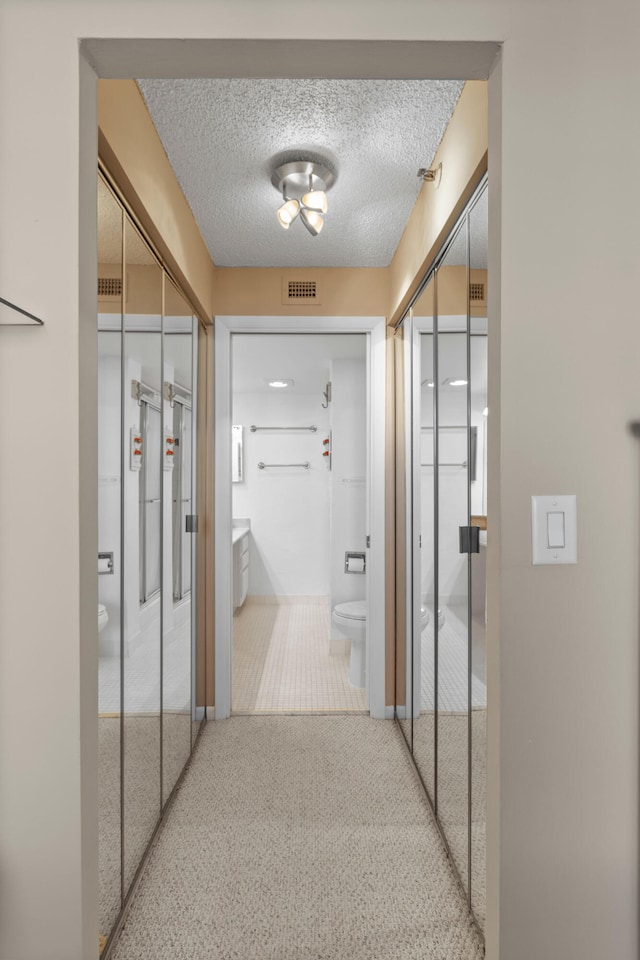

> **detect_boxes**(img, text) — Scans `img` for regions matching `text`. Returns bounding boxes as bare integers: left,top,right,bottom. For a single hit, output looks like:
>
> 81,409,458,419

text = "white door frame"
214,315,387,719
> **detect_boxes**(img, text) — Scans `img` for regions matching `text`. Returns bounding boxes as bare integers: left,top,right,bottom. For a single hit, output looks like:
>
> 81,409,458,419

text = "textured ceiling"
136,78,465,269
232,333,365,395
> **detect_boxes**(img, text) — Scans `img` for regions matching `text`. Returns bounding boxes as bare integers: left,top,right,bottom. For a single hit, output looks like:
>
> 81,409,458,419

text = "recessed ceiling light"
421,379,434,388
266,378,293,389
446,378,468,387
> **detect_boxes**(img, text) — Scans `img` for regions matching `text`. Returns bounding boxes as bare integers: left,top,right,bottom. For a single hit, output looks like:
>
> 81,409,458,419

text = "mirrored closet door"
97,171,203,954
396,177,488,935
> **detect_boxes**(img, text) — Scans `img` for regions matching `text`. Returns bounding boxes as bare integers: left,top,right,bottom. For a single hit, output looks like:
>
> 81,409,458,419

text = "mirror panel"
97,176,123,937
395,317,412,747
435,219,471,894
411,277,436,802
98,176,201,944
396,178,487,930
122,217,163,894
162,279,195,803
232,425,243,482
469,186,488,930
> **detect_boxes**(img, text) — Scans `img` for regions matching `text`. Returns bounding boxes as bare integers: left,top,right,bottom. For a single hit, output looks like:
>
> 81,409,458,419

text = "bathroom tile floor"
99,608,191,715
420,605,487,712
232,597,367,713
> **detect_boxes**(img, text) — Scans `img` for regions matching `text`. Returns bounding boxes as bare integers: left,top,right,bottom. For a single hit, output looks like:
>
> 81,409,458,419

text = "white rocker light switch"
532,495,577,564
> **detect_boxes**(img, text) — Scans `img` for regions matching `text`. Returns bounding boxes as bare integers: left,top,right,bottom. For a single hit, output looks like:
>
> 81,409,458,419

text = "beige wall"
213,266,388,317
1,4,639,960
388,81,488,325
98,80,215,323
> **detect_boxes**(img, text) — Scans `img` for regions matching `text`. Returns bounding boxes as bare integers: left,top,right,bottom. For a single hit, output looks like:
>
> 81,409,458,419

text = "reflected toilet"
419,606,445,631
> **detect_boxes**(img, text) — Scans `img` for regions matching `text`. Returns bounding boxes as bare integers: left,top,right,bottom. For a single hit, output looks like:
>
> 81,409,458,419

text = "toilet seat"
334,600,367,621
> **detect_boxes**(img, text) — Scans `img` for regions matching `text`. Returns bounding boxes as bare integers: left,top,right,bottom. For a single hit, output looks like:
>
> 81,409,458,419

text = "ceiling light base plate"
271,160,336,194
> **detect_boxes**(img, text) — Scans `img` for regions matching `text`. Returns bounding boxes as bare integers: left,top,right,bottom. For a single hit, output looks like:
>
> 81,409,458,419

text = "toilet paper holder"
344,552,366,574
99,552,114,575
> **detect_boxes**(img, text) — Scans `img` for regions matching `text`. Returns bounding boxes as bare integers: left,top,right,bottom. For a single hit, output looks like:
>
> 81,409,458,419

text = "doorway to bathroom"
214,316,387,720
230,332,368,714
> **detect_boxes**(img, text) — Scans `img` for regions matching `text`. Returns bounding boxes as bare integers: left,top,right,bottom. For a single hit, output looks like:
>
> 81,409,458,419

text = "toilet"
333,600,430,688
98,603,109,634
332,600,367,687
419,606,446,631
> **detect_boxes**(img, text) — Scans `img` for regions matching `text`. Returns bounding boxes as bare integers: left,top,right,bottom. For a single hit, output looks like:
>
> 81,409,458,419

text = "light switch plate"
531,495,577,564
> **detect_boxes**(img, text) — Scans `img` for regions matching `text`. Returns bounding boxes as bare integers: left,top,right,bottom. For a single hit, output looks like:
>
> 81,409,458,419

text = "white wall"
329,358,367,631
232,393,330,596
0,4,639,960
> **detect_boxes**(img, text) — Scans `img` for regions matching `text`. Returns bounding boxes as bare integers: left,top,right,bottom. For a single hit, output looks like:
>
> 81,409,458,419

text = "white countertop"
232,524,250,546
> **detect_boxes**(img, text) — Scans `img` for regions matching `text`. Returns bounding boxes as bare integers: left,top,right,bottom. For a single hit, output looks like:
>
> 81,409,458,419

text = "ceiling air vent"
282,278,322,305
98,277,123,300
469,282,485,303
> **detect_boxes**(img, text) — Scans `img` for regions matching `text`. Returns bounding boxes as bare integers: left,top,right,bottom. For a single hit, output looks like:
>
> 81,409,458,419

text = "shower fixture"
321,382,332,408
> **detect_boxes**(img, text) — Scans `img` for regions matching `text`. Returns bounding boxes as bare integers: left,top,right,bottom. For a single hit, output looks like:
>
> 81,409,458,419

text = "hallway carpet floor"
110,716,484,960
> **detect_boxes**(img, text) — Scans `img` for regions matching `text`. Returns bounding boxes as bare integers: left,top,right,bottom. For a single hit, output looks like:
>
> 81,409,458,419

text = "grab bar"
250,424,317,433
258,462,310,470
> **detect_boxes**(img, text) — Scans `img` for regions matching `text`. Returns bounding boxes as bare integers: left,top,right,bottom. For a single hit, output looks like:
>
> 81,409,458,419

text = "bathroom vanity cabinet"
232,523,250,610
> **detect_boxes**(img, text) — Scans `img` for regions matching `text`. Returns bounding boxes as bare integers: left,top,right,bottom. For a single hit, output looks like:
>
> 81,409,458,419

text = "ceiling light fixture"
266,378,293,389
271,159,336,237
447,378,468,387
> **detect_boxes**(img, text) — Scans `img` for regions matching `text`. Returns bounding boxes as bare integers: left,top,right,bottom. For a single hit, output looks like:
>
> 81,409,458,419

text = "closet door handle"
459,525,480,554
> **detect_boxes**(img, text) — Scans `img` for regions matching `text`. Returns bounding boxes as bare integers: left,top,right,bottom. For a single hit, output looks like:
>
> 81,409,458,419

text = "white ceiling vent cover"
98,277,123,300
282,278,322,305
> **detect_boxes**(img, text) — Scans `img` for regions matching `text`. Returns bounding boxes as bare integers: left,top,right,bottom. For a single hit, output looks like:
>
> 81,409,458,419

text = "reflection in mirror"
410,277,436,802
162,279,195,804
435,218,470,895
469,185,488,930
123,217,162,894
396,178,488,931
97,175,123,938
395,318,412,748
97,177,201,947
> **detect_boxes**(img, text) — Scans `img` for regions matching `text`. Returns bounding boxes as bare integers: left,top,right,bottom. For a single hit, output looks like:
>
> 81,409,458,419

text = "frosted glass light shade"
301,189,328,214
277,198,300,228
300,209,324,236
